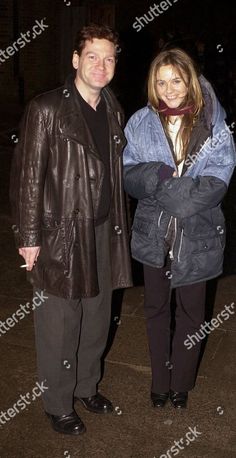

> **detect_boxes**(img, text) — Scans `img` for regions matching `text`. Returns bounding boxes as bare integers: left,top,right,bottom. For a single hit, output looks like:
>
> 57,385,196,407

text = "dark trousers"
143,261,206,393
34,220,112,415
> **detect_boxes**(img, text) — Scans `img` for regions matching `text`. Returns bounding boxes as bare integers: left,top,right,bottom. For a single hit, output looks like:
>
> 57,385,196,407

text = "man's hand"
19,247,41,271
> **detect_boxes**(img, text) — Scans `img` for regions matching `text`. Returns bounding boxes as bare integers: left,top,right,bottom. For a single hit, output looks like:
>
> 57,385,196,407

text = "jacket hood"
199,75,226,129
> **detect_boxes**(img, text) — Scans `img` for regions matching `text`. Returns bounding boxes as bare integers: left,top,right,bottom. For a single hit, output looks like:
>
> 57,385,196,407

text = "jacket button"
114,225,122,235
113,135,121,144
75,174,80,180
73,208,80,215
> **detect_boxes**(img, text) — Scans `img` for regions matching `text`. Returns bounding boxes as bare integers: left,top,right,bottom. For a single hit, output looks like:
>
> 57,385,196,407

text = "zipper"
169,217,177,260
158,210,164,228
164,215,173,239
177,228,184,262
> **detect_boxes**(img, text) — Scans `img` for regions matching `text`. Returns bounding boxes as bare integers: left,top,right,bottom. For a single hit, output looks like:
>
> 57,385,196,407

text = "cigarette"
20,264,29,268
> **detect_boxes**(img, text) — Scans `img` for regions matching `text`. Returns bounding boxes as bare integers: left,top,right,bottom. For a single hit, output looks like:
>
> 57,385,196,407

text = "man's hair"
74,23,120,56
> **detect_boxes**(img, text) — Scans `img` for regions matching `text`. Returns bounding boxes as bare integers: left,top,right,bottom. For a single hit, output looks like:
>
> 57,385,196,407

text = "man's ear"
72,51,79,70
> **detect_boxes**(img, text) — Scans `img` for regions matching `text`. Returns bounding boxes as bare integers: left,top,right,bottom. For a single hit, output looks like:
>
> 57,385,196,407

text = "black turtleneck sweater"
76,88,111,225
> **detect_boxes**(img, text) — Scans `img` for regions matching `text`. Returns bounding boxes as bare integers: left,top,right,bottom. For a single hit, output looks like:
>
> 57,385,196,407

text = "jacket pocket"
131,215,161,266
183,207,225,244
189,233,223,254
182,224,225,254
40,218,70,273
172,209,226,283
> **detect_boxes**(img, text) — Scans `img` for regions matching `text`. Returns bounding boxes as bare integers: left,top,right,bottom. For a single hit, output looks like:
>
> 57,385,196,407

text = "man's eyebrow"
86,51,116,57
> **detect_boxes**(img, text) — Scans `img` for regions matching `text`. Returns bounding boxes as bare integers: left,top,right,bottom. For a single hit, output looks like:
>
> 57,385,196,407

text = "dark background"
1,0,236,115
0,0,236,276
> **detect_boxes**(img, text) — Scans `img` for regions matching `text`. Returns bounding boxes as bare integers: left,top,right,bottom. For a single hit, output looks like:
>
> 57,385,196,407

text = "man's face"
156,64,188,108
73,38,116,93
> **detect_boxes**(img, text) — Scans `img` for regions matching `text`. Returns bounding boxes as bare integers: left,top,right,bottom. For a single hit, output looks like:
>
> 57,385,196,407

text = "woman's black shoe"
45,410,86,435
151,392,169,408
169,390,188,409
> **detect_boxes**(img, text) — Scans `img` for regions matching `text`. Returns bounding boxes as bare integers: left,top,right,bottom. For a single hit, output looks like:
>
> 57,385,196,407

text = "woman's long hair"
148,48,204,161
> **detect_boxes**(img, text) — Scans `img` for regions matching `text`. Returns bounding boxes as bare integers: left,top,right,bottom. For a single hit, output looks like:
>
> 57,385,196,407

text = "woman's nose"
166,83,173,93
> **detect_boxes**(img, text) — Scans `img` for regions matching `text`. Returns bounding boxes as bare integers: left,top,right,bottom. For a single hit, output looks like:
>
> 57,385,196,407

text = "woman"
123,48,236,409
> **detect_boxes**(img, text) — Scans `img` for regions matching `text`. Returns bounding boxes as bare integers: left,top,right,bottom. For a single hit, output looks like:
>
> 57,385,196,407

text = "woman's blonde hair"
148,48,204,161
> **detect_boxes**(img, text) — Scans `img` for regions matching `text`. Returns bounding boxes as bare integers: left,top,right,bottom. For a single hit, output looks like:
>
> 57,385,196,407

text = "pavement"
0,127,236,458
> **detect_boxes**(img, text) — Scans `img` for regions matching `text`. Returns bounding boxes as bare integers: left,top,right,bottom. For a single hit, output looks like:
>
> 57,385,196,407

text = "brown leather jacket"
10,75,133,299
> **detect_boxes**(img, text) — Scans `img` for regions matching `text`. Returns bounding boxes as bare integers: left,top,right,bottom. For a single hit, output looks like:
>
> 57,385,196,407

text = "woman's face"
155,64,188,108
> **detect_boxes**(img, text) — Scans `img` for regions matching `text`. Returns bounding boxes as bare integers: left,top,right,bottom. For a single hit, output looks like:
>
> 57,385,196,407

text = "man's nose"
97,59,106,69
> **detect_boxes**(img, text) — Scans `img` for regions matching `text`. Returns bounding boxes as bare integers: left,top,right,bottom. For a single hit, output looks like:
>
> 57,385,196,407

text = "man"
10,24,132,436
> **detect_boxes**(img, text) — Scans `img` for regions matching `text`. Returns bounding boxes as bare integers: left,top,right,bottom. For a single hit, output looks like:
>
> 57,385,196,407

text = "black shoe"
169,390,188,409
76,392,114,414
45,410,86,435
151,392,169,408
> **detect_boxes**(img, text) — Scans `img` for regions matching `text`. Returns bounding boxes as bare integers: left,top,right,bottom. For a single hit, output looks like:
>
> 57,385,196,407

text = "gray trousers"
33,220,112,415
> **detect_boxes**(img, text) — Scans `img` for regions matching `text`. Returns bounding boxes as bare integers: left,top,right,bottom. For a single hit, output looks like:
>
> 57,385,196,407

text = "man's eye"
88,55,96,60
106,58,115,64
